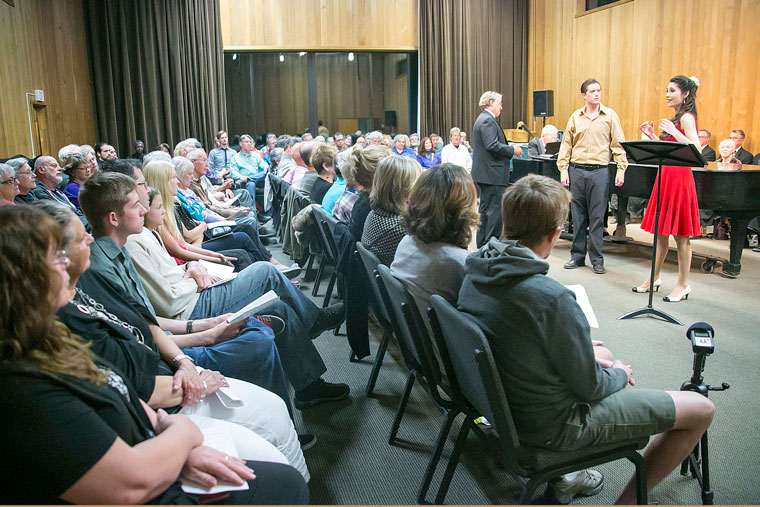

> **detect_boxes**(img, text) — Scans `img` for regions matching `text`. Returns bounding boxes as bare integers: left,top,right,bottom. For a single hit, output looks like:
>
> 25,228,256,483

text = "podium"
617,140,706,326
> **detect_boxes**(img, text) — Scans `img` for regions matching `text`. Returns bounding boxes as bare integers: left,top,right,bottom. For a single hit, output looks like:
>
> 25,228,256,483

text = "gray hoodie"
457,238,627,434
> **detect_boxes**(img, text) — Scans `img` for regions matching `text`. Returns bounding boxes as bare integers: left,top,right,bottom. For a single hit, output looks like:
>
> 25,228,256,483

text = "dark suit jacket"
701,145,716,162
471,110,515,186
736,147,754,165
753,153,760,166
527,138,545,157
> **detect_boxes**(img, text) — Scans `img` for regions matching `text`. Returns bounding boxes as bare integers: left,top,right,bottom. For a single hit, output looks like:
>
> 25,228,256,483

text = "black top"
348,192,372,239
0,361,192,504
310,177,333,205
62,269,169,401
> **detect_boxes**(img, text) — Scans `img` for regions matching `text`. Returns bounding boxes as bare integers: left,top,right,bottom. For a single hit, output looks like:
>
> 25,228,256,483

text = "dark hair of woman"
0,206,104,384
403,163,479,248
665,75,698,129
417,136,433,155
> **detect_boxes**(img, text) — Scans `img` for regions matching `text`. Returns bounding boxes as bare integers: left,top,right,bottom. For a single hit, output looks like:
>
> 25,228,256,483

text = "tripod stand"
679,348,729,504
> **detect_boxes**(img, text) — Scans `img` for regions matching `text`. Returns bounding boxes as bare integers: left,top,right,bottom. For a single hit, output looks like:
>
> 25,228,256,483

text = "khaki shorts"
522,388,676,451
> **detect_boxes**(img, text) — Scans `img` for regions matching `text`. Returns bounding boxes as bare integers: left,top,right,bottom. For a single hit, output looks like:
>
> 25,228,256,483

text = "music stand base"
618,306,683,325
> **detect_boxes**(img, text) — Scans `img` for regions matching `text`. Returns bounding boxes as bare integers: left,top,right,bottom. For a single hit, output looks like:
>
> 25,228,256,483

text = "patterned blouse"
361,208,407,266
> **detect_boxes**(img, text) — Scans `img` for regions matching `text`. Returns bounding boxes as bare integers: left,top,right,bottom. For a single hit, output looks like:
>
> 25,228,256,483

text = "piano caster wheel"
701,259,715,274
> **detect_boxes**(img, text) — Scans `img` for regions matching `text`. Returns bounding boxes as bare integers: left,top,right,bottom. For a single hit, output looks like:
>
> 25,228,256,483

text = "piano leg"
723,217,749,278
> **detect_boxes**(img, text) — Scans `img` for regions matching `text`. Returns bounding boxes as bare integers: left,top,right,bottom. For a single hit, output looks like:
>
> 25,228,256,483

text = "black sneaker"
294,378,350,409
254,314,286,337
298,433,317,451
309,303,345,338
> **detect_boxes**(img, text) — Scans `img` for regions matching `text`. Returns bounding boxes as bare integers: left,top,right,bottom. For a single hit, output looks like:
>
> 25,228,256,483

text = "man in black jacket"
729,129,754,165
698,130,716,162
471,91,522,247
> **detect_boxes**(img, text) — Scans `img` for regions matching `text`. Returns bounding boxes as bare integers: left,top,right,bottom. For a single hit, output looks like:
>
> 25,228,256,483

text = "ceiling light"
279,54,284,62
232,53,237,61
348,52,354,61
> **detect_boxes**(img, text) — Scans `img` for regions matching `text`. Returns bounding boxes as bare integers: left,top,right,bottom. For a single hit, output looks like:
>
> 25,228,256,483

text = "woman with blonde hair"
361,156,422,265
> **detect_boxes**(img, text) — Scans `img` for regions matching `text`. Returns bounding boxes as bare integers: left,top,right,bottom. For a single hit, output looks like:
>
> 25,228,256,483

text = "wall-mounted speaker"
533,90,554,117
384,110,397,127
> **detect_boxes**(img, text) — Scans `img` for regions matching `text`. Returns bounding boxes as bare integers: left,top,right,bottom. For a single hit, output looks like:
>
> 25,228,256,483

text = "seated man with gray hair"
440,127,473,170
231,134,269,203
527,124,559,157
29,155,90,231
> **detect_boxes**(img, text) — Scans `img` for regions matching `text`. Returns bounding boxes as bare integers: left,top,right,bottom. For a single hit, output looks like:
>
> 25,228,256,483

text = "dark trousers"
223,460,309,504
569,165,609,265
476,183,506,248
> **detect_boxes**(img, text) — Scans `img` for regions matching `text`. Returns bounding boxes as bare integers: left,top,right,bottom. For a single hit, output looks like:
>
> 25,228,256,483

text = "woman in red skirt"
634,75,701,302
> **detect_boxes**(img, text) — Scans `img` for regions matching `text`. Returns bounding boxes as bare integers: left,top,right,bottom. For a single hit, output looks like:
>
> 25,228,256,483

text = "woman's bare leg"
638,235,670,289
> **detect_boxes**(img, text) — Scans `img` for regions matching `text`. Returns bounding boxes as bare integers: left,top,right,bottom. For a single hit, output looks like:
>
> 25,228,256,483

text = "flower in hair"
689,76,700,88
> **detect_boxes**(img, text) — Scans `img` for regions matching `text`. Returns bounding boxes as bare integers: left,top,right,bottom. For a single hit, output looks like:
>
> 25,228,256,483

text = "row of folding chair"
354,241,649,504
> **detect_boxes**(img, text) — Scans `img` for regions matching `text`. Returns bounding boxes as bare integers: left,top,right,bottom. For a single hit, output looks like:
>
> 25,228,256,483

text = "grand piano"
511,158,760,277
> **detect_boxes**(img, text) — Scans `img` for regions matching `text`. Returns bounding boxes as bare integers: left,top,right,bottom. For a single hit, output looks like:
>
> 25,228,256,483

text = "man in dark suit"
527,124,559,157
471,90,522,247
698,130,716,162
729,129,754,165
753,153,760,166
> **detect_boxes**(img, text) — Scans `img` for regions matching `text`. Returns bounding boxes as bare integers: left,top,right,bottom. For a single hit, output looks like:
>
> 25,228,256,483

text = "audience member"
62,153,91,209
79,172,349,410
729,129,754,165
527,124,559,157
302,132,314,142
296,142,319,194
95,142,117,161
7,157,36,204
354,136,367,148
409,132,420,151
333,131,346,150
309,144,338,204
317,120,329,135
143,149,172,166
0,163,19,206
361,156,422,266
58,143,83,166
754,153,760,165
157,142,171,153
458,174,714,504
716,138,742,167
208,130,238,178
187,148,254,211
460,131,472,151
0,205,309,504
231,134,270,202
416,136,441,169
322,148,351,215
698,129,716,162
391,163,479,318
430,133,444,155
333,146,389,230
80,144,99,175
391,134,416,157
130,140,146,161
29,156,90,231
440,127,473,170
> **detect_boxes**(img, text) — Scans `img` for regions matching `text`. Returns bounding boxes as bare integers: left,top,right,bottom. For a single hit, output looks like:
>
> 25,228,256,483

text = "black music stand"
618,140,706,325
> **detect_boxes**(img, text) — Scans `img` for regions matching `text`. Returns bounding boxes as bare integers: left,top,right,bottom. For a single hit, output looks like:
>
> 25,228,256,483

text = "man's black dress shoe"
564,259,585,269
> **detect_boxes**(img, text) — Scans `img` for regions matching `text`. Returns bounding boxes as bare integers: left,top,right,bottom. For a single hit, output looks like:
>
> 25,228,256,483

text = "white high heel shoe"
663,285,691,302
632,278,662,293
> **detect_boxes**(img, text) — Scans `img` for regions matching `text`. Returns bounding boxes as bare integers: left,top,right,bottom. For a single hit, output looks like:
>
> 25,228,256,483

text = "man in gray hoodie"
458,174,714,503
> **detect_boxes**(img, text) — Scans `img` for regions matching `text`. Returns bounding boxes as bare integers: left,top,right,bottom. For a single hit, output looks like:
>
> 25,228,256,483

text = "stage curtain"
83,0,227,155
419,0,528,137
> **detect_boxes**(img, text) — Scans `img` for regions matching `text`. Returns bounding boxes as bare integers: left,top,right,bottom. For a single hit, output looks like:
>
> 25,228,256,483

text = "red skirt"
640,166,700,237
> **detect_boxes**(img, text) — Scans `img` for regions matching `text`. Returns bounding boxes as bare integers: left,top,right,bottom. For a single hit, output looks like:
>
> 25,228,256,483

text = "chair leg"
311,257,324,296
629,452,648,505
366,327,392,396
418,409,459,504
433,417,474,505
518,478,541,505
388,369,416,445
322,270,337,307
304,253,315,281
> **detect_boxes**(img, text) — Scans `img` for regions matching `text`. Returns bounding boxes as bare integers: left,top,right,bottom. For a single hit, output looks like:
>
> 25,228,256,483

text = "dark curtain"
419,0,528,137
83,0,227,155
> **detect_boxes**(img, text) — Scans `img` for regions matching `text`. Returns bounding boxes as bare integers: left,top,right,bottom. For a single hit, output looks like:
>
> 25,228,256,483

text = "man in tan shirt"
557,78,627,274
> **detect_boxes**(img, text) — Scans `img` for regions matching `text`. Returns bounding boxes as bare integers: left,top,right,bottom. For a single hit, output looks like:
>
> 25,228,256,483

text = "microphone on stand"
516,121,537,140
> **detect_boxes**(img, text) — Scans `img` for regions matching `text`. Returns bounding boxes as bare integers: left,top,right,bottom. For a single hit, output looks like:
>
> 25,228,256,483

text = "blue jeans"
189,262,325,391
183,318,292,413
204,231,269,262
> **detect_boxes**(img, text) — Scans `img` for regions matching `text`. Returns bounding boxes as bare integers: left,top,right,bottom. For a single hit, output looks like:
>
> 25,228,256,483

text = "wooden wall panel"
219,0,418,51
0,0,95,157
528,0,760,156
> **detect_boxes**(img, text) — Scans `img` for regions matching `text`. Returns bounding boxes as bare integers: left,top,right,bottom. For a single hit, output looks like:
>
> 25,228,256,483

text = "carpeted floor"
270,232,760,505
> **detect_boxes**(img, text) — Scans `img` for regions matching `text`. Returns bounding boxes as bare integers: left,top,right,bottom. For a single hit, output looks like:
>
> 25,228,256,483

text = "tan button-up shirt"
557,104,628,176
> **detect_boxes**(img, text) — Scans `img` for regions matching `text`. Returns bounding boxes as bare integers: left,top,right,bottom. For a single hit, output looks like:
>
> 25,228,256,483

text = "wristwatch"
186,320,194,334
172,354,195,365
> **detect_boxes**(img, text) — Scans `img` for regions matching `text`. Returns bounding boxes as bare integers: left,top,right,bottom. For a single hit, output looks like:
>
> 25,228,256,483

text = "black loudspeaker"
533,90,554,117
384,110,397,127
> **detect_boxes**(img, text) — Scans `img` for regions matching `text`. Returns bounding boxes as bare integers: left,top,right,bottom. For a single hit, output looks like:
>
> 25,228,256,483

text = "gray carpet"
270,236,760,505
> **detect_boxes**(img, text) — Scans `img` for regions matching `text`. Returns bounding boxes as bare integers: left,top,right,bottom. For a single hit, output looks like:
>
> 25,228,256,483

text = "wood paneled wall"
528,0,760,155
224,52,409,137
0,0,95,157
219,0,418,51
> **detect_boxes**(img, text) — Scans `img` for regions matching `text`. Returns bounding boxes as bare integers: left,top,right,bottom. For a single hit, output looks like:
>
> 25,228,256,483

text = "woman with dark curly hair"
390,162,479,314
0,205,309,504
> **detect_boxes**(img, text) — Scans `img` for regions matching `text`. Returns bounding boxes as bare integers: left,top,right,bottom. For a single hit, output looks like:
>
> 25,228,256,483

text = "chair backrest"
312,203,339,261
375,264,422,370
428,294,530,473
355,241,392,327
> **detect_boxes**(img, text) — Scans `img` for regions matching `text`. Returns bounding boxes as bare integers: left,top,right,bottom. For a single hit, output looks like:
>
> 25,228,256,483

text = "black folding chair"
428,295,649,505
375,265,464,504
311,204,340,307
